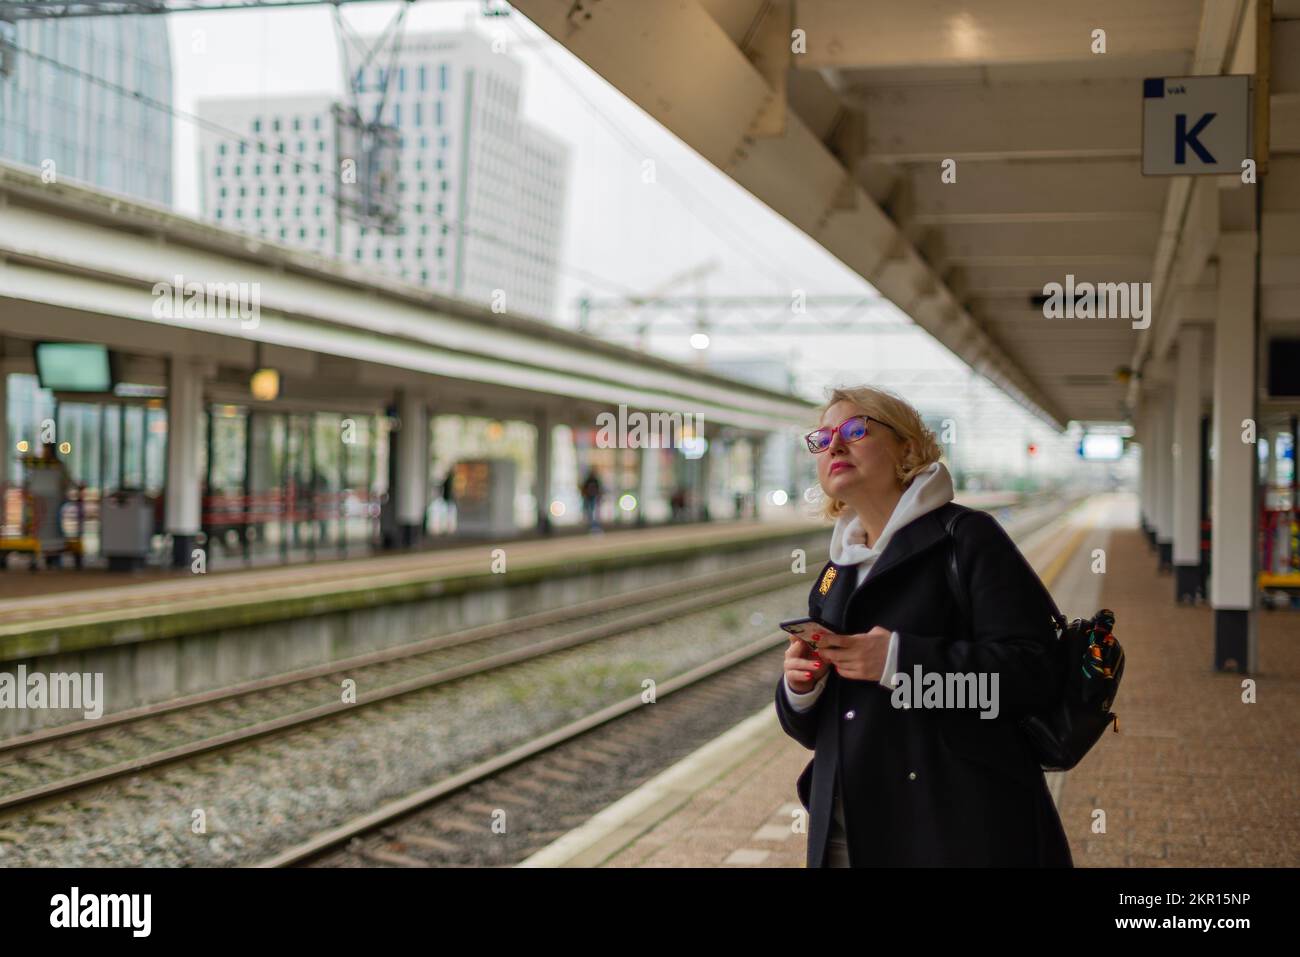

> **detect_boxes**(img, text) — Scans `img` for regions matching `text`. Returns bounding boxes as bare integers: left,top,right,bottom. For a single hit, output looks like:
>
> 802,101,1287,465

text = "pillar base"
1174,563,1202,603
171,534,197,569
399,523,424,548
1213,609,1250,672
1157,541,1172,573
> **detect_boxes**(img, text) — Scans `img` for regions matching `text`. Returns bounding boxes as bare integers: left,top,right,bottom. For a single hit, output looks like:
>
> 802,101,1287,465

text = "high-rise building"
196,94,340,255
196,31,568,320
0,16,173,205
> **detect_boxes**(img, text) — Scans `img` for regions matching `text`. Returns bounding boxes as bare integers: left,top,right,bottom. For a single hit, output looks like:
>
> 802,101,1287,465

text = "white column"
751,435,769,519
1135,396,1149,537
1210,232,1258,672
1153,386,1175,568
1159,390,1180,566
0,369,8,490
165,356,204,567
535,409,553,532
1172,326,1203,601
637,442,658,526
395,391,429,545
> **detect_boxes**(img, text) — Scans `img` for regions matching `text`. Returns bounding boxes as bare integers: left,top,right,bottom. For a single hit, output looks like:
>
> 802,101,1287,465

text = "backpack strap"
944,507,1067,631
944,511,973,629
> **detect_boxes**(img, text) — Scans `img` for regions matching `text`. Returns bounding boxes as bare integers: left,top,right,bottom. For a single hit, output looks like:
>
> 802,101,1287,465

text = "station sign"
1142,75,1252,176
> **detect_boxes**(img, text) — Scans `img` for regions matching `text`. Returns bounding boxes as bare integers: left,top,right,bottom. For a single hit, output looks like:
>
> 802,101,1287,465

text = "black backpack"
944,511,1124,772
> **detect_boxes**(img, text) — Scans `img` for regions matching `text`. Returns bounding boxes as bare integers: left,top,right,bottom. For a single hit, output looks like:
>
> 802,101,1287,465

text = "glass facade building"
0,15,173,205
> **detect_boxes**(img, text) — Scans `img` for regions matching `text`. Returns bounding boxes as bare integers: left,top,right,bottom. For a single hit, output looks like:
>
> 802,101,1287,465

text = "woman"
775,386,1073,867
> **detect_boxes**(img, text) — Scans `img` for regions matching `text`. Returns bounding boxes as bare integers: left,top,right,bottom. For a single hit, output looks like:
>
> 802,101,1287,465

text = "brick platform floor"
600,716,811,868
1055,528,1300,867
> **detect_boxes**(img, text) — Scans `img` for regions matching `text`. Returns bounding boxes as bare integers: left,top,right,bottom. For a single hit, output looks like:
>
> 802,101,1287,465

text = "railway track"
267,635,789,867
0,553,816,817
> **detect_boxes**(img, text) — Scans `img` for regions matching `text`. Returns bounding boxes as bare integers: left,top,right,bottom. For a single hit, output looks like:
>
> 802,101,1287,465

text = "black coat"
774,501,1073,867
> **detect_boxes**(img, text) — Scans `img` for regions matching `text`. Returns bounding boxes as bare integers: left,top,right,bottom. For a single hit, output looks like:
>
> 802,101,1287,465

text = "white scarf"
828,461,956,586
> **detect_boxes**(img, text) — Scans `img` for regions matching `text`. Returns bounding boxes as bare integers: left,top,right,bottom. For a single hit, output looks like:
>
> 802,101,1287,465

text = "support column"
1137,396,1155,547
394,391,429,547
751,435,768,519
637,443,658,527
1172,326,1203,602
696,432,711,521
1153,386,1175,570
535,409,553,534
1210,232,1259,673
0,367,8,490
164,357,204,567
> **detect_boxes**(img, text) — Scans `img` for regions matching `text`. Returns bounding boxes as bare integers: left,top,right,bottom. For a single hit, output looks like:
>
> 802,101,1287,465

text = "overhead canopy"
514,0,1300,428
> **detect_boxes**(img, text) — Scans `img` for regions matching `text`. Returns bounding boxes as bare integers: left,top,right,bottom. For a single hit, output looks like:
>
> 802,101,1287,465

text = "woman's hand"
817,626,893,682
783,636,828,694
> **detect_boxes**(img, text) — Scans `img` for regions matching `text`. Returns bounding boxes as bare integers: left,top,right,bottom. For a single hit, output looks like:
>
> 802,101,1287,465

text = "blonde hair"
813,385,943,521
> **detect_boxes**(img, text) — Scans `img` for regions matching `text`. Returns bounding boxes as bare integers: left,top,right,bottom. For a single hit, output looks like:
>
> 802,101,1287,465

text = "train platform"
0,518,822,661
520,494,1300,868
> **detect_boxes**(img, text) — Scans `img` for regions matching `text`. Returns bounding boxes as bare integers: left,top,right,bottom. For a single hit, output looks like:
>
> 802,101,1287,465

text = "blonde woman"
776,386,1072,867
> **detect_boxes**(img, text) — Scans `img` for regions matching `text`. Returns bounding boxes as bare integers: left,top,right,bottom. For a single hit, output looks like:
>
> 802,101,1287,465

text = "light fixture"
250,341,279,401
251,367,280,401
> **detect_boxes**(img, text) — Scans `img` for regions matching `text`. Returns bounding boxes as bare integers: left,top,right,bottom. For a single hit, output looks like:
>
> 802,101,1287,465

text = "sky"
161,0,1104,477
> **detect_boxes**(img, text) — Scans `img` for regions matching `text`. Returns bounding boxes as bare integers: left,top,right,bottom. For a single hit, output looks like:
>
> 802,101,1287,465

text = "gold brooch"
818,566,838,595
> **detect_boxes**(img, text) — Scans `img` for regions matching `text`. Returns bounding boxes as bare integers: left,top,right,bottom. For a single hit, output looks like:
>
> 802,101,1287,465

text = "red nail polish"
804,671,812,680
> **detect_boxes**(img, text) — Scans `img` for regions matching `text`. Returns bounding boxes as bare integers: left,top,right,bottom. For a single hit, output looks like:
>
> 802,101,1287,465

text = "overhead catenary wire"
2,33,639,302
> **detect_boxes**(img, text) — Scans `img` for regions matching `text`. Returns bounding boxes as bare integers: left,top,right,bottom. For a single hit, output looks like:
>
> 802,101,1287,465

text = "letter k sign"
1175,113,1216,165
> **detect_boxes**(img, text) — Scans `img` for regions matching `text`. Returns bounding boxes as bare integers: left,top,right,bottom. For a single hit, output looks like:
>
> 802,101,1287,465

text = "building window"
293,117,301,131
215,209,224,220
218,143,227,156
398,67,406,92
313,116,321,131
272,118,280,132
253,118,262,132
439,63,448,91
419,65,427,91
435,101,443,126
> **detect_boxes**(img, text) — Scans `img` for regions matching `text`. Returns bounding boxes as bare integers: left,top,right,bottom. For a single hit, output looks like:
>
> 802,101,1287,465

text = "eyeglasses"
804,415,898,454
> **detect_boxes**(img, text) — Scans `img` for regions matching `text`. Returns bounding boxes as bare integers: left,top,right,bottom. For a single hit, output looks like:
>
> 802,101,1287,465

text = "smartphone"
779,617,829,642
